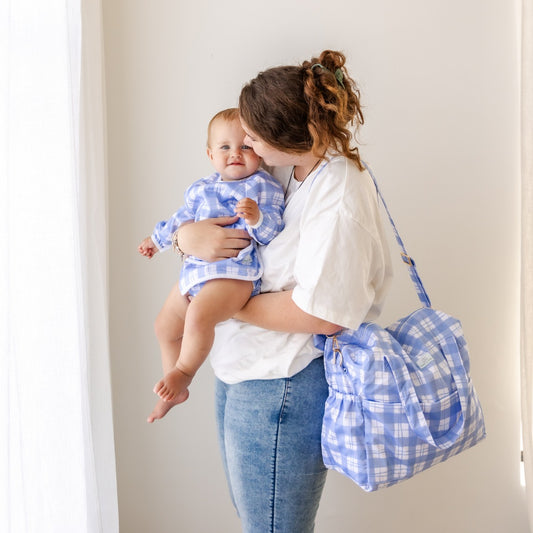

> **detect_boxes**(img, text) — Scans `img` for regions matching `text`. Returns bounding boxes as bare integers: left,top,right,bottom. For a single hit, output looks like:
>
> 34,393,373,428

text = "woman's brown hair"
239,50,364,170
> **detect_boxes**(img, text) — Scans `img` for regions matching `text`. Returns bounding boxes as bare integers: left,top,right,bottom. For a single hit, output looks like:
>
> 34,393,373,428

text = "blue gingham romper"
151,170,285,297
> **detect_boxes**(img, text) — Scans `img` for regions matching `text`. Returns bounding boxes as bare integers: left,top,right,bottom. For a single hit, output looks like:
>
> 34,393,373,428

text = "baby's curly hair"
239,50,364,170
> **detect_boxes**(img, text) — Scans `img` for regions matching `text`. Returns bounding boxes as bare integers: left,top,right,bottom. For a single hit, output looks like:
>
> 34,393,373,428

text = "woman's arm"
234,290,342,336
176,217,251,262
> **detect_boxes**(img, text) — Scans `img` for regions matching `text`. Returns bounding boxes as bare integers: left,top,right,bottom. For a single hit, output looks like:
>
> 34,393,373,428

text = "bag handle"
363,163,432,308
383,333,470,449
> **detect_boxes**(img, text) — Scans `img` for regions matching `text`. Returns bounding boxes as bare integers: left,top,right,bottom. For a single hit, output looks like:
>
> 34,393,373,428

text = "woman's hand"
177,217,251,262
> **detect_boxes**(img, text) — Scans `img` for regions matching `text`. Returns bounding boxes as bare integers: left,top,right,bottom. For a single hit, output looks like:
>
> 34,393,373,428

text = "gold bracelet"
171,229,185,258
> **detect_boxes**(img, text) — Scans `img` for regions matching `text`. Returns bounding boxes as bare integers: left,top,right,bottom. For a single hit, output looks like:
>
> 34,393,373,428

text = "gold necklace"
287,159,322,192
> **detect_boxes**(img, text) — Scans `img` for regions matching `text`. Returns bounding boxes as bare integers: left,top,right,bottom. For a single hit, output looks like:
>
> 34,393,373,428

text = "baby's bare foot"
154,367,193,402
147,389,189,423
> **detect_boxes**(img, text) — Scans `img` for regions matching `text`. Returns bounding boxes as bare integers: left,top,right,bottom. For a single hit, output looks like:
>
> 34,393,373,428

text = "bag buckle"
401,253,415,266
332,336,343,366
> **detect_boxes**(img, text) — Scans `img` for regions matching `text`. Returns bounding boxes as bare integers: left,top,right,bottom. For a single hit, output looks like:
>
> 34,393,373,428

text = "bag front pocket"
360,390,463,488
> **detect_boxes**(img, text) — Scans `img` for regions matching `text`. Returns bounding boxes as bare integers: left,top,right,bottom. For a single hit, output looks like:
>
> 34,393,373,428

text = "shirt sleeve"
151,184,197,251
292,159,392,330
247,176,285,245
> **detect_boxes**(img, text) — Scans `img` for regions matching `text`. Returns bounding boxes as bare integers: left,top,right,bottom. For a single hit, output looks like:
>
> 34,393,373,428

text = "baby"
138,108,285,422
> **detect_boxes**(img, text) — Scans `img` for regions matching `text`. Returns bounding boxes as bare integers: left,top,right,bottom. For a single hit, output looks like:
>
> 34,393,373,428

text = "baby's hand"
138,236,158,258
236,198,260,226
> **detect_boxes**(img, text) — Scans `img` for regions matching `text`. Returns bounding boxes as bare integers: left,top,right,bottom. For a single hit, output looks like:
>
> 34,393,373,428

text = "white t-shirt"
209,155,393,384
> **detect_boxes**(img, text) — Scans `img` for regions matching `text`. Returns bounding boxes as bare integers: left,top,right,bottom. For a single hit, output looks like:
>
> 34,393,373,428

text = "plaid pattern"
152,170,285,296
321,308,486,492
320,164,485,492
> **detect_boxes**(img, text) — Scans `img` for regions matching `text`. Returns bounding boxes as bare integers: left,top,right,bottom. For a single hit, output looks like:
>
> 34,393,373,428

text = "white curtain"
0,1,118,532
522,0,533,530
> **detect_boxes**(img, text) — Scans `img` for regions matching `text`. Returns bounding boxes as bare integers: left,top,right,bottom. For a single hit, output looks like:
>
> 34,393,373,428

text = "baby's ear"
206,148,213,161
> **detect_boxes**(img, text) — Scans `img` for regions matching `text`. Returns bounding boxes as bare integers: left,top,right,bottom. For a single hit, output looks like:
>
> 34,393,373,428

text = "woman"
177,50,393,532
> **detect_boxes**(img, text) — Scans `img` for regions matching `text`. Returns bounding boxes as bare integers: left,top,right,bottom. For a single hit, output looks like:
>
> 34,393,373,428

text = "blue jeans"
215,357,328,533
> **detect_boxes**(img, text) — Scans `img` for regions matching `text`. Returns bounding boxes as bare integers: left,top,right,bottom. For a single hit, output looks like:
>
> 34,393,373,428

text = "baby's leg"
154,279,253,402
147,284,190,423
154,283,189,373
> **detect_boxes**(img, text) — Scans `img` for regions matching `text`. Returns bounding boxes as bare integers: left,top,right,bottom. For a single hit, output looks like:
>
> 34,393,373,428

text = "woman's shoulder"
313,155,374,195
309,155,381,227
325,153,369,176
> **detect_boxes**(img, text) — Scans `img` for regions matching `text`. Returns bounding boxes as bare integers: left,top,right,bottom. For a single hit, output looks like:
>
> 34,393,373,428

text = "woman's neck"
293,155,323,181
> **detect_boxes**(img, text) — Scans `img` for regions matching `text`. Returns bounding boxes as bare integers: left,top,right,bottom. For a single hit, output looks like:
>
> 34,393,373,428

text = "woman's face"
240,120,297,167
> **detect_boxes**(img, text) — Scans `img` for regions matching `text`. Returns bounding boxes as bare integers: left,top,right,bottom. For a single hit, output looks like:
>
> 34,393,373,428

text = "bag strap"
363,162,432,308
383,333,470,449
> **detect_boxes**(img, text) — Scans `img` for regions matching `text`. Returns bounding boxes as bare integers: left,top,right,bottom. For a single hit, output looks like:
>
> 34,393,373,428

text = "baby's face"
207,118,261,181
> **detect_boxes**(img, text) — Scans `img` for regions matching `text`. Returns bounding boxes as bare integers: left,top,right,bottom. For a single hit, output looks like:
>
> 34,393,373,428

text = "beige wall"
103,1,528,531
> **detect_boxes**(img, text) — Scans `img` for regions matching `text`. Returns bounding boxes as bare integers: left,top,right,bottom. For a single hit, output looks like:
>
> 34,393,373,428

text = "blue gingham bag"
320,166,486,492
